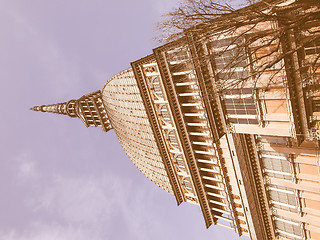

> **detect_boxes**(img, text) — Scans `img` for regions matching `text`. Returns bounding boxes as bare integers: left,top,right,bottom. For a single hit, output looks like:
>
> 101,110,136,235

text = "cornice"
131,55,185,205
185,32,227,141
214,141,242,235
242,134,275,240
185,32,243,233
153,43,214,228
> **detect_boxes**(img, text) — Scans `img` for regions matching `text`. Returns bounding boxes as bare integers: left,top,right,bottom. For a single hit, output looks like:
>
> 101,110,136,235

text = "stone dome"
102,68,173,194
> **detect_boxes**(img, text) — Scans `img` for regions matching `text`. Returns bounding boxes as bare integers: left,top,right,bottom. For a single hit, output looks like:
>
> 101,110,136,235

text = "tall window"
166,47,189,63
312,99,320,112
222,88,259,124
151,76,164,99
302,38,320,89
268,185,297,212
175,155,186,171
304,39,320,57
159,105,172,124
259,136,288,145
183,177,194,194
209,37,250,89
168,130,179,149
274,215,303,240
261,151,292,180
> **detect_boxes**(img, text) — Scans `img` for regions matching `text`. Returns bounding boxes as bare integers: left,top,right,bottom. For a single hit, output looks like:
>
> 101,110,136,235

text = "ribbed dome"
102,68,173,194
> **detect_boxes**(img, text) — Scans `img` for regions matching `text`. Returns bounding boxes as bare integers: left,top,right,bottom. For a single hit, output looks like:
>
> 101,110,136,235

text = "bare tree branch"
156,0,320,102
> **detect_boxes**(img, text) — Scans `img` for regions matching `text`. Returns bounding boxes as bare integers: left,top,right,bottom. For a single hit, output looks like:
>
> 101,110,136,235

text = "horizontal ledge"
209,199,229,207
207,192,225,199
197,159,218,164
189,132,210,136
176,81,196,86
179,92,199,97
203,176,222,182
192,141,212,146
187,122,207,127
201,168,221,174
205,183,224,191
195,150,215,155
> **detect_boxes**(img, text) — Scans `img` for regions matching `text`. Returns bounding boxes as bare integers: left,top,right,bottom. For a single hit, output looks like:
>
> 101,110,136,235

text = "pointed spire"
30,91,112,132
30,101,77,118
29,106,42,111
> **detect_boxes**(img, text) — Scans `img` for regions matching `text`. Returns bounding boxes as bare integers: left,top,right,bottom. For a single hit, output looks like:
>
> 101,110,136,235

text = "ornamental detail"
226,123,236,133
30,91,112,132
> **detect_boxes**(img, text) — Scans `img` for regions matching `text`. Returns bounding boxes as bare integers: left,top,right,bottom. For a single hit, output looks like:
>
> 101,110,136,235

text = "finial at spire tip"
30,106,41,111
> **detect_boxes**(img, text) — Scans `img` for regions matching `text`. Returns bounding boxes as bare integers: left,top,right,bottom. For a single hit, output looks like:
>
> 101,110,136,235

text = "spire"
30,100,77,117
30,91,112,132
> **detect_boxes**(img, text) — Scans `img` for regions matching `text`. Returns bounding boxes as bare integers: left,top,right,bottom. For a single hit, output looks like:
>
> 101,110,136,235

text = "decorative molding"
153,42,214,228
186,32,227,140
131,55,185,205
245,135,275,240
270,207,277,215
256,142,264,151
30,90,112,132
308,128,320,140
215,141,242,235
264,176,271,185
226,123,236,133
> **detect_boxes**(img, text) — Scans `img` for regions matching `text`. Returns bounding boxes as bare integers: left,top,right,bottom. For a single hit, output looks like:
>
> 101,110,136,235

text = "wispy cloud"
0,223,92,240
16,152,38,181
1,172,161,240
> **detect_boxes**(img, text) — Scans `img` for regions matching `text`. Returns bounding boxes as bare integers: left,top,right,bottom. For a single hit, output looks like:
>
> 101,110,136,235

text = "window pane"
223,88,258,124
168,130,179,149
259,136,287,145
268,185,297,212
261,151,292,180
274,216,302,239
151,76,164,99
175,155,185,169
160,105,172,124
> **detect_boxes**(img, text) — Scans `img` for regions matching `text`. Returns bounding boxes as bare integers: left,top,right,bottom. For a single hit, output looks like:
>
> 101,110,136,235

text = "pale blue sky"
0,0,249,239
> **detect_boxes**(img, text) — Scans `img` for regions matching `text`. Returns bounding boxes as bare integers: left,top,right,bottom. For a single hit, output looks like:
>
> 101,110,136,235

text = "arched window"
160,105,172,124
151,76,164,99
168,130,179,149
183,177,194,194
175,154,186,170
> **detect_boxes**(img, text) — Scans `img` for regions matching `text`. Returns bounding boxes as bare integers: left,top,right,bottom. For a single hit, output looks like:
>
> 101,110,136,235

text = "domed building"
31,67,176,195
31,0,320,239
101,68,174,194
